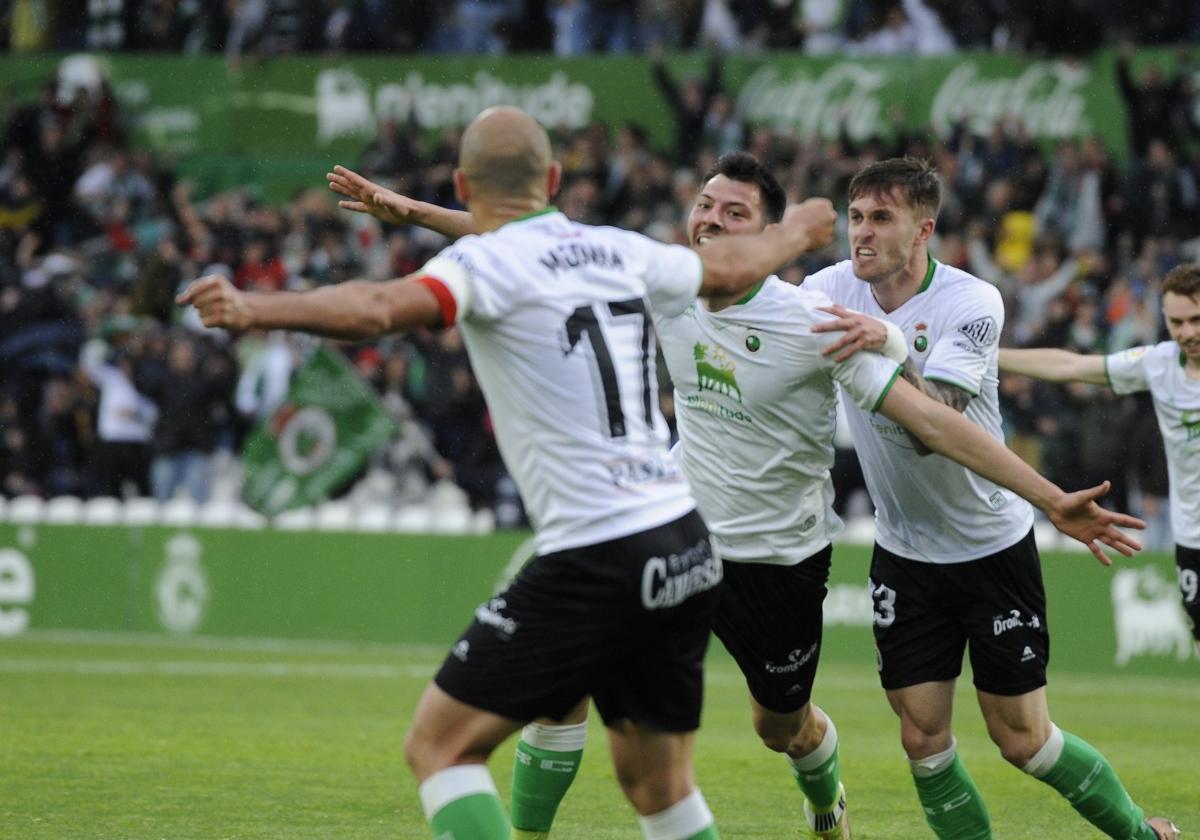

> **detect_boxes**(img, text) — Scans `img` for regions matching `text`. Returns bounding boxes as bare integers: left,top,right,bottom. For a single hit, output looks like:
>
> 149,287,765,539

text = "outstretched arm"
176,274,443,339
326,165,478,240
999,348,1108,385
877,376,1144,564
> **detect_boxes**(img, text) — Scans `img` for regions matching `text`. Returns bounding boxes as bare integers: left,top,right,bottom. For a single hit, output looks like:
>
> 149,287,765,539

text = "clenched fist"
176,275,253,331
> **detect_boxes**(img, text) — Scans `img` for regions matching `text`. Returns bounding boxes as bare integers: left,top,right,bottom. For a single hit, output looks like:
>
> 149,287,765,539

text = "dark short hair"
701,152,786,223
849,157,941,220
1163,264,1200,300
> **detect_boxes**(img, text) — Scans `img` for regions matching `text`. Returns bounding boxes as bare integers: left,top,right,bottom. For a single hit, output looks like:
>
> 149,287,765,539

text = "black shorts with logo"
1178,544,1200,641
713,545,832,714
434,510,721,731
869,529,1049,696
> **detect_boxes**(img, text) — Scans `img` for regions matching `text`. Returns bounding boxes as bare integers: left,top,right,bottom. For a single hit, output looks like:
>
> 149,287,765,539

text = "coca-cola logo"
737,63,889,140
930,61,1091,138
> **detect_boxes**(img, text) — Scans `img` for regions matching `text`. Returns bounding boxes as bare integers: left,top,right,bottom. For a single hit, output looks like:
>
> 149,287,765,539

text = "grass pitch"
2,632,1196,839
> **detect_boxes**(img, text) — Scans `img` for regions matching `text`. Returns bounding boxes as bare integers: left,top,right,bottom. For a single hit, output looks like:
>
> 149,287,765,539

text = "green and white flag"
242,346,396,516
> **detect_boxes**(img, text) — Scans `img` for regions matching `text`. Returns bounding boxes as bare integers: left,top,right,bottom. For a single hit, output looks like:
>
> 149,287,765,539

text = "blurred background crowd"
2,0,1200,58
1,7,1198,547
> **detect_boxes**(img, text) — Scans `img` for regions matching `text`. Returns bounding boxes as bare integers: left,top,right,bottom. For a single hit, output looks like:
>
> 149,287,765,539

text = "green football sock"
1023,725,1159,839
419,765,510,839
788,713,842,810
910,739,992,839
510,721,587,835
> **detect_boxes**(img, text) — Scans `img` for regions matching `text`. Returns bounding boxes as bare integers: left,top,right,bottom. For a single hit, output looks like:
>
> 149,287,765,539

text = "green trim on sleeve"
1104,354,1115,390
924,374,980,398
872,363,904,413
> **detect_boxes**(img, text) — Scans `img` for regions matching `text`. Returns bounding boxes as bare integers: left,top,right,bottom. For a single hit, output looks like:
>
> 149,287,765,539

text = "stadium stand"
0,4,1198,551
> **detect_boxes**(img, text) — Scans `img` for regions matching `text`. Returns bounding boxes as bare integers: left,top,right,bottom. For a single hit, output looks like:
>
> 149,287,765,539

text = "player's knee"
403,725,469,779
900,722,951,759
753,707,815,756
990,728,1042,767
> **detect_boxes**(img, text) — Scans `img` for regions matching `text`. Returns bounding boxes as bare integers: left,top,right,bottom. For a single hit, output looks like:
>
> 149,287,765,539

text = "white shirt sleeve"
923,284,1004,397
800,265,839,297
641,239,703,318
1105,344,1155,395
418,240,515,323
811,306,904,411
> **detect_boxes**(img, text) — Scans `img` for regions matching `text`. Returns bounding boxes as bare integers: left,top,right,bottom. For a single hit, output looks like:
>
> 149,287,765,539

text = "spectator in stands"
649,42,724,165
136,332,236,503
79,333,157,498
1116,42,1193,160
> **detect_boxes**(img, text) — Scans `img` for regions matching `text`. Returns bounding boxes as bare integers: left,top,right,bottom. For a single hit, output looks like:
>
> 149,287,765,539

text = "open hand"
1046,480,1145,566
326,165,422,226
176,275,252,331
812,303,888,361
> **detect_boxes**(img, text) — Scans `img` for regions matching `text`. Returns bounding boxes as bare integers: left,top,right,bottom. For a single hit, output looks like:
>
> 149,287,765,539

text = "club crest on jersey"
694,342,743,403
745,335,761,352
1182,410,1200,441
958,316,999,348
913,322,929,353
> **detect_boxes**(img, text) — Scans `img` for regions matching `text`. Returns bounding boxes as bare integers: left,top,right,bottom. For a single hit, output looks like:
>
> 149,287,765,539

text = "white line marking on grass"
0,659,436,679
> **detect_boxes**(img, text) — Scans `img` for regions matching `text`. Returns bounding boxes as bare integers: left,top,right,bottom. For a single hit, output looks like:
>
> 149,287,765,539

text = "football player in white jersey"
324,152,1152,840
805,157,1179,840
999,263,1200,656
179,106,841,840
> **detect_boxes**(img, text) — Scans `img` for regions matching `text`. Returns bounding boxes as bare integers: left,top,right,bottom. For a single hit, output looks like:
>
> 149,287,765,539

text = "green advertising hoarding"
5,49,1192,200
0,523,1193,678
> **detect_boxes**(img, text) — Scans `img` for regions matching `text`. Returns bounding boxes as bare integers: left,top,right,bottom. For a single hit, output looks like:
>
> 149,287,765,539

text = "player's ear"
546,161,563,200
453,169,471,205
915,217,935,246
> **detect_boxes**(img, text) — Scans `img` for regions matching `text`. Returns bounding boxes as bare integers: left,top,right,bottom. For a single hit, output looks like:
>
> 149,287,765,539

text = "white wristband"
880,319,908,363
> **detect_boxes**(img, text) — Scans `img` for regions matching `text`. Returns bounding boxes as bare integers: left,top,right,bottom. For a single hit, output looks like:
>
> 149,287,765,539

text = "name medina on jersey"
538,241,625,274
641,538,723,610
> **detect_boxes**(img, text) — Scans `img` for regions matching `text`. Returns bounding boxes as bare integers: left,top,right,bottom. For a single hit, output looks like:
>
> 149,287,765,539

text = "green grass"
2,633,1196,839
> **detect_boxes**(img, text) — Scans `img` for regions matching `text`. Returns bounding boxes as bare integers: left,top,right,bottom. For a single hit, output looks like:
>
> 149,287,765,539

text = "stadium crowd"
0,41,1198,546
2,0,1198,58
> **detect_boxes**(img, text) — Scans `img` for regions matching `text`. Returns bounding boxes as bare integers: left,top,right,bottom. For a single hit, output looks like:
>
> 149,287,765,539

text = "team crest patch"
694,342,743,402
746,335,761,352
958,316,999,348
914,334,928,353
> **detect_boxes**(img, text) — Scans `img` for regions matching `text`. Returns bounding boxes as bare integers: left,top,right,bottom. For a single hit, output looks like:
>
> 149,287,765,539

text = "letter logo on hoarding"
316,68,376,144
1111,566,1193,665
156,534,209,634
0,548,34,636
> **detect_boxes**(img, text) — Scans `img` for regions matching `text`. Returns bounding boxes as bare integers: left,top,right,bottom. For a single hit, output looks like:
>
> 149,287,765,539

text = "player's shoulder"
801,259,853,291
930,261,1004,314
748,276,833,326
932,260,1001,300
1121,340,1182,368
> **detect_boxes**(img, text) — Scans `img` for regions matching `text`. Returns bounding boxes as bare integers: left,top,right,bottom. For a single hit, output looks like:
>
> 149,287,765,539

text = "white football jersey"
804,259,1034,563
418,208,701,555
655,277,902,565
1106,341,1200,550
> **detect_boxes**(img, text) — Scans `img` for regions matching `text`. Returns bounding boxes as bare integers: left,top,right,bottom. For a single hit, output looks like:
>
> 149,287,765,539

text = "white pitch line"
0,659,436,679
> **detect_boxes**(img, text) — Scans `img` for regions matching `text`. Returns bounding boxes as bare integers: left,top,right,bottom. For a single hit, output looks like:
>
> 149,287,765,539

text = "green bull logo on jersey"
1183,410,1200,441
694,342,743,403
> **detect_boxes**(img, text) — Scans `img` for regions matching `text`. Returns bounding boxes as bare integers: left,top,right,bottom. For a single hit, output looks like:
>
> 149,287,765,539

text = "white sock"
789,712,838,772
522,720,588,752
638,789,714,840
417,764,498,821
909,737,958,778
1021,723,1065,778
